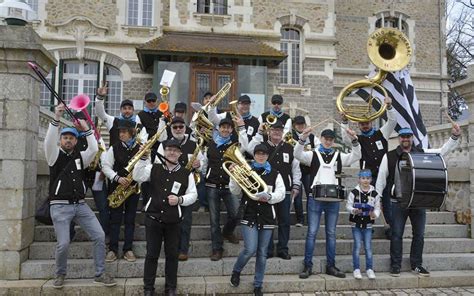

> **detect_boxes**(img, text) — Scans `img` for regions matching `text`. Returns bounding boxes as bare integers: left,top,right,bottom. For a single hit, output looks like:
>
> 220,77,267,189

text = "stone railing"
427,120,470,213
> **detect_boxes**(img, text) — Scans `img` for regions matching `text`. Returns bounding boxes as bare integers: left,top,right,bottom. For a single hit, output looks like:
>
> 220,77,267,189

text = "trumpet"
159,85,172,121
283,131,297,147
262,114,277,133
185,137,205,184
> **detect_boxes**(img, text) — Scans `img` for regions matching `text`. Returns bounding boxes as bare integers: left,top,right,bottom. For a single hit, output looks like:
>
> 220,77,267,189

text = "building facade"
4,0,448,126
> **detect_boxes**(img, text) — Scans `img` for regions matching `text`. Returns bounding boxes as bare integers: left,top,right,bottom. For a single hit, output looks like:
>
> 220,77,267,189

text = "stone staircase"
12,190,474,295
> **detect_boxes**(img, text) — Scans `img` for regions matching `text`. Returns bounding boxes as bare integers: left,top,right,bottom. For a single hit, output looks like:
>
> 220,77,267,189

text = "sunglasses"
172,125,185,130
400,135,413,139
272,102,282,105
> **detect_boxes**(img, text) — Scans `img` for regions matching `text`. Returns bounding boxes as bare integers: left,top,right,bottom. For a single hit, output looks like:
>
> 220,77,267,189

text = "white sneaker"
353,269,362,280
366,269,376,279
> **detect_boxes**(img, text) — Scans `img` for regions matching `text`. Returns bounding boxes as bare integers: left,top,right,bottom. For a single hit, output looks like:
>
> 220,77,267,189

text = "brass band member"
137,92,163,139
45,104,115,288
229,144,286,296
292,115,320,227
295,128,360,279
101,119,140,262
376,126,460,277
155,117,202,261
204,117,248,260
247,119,301,260
258,95,292,134
133,139,198,296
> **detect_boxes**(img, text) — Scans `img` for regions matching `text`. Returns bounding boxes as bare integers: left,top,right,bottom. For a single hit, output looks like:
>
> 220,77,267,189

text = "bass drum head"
398,153,447,209
312,185,346,202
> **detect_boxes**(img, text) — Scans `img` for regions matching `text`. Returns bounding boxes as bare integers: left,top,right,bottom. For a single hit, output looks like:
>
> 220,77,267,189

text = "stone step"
28,237,474,260
33,223,468,243
20,253,474,279
79,210,457,226
5,271,474,295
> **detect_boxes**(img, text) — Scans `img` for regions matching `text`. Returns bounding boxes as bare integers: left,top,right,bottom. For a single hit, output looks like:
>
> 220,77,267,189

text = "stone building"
1,0,448,125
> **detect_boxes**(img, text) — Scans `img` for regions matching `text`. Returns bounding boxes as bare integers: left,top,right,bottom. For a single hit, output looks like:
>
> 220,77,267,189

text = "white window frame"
279,28,302,86
126,0,154,27
104,65,123,117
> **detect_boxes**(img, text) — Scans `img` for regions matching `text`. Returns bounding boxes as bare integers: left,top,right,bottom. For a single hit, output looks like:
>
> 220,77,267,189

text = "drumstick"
309,118,330,130
329,118,349,131
440,107,456,127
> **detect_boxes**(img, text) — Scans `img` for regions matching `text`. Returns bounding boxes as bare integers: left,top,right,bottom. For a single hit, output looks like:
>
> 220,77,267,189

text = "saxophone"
185,137,205,184
107,122,169,208
88,122,106,171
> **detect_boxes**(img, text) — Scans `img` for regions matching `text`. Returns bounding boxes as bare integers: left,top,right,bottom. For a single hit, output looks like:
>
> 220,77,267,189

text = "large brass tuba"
336,28,412,122
222,143,268,201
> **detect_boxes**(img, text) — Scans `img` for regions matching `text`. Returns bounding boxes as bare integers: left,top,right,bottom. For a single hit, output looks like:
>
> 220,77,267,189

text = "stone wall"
123,77,153,101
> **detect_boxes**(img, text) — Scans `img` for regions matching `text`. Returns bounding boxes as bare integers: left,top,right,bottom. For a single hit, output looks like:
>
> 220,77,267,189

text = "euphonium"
336,28,412,122
107,122,170,208
222,143,268,201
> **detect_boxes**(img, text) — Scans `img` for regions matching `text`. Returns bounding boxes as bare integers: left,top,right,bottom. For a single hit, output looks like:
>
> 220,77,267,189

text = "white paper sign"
160,70,176,87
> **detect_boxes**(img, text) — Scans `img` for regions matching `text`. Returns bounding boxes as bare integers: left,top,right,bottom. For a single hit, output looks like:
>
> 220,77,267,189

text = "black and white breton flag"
355,68,429,149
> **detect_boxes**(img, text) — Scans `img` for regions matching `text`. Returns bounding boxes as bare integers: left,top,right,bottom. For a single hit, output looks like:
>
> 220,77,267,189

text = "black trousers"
143,216,180,292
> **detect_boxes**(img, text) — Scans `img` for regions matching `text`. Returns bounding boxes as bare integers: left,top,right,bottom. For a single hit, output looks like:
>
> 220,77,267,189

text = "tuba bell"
222,143,268,201
336,28,412,122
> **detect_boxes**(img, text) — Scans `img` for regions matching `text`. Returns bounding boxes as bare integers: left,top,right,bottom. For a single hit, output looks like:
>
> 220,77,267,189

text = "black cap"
219,117,234,127
163,139,182,150
238,95,251,104
120,99,134,108
117,119,135,129
271,94,283,104
294,115,306,125
74,111,87,120
254,144,269,155
144,92,158,102
321,129,336,138
171,116,185,125
203,92,213,98
174,102,187,113
270,119,284,129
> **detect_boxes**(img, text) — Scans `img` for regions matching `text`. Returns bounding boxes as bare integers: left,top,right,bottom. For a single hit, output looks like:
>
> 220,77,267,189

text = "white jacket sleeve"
80,129,99,167
312,135,321,147
375,154,388,196
132,157,152,183
424,137,460,157
284,118,292,135
268,174,286,204
238,127,249,153
95,97,115,132
157,117,168,142
340,122,352,146
229,178,242,196
291,158,302,187
346,191,357,214
44,121,60,166
294,141,313,166
181,173,198,206
246,132,264,155
208,106,227,126
101,146,119,182
380,107,397,140
373,193,381,219
341,142,362,166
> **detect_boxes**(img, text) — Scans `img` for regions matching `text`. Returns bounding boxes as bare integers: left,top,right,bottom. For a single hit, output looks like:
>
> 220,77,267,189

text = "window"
375,15,409,36
197,0,228,15
280,28,301,85
127,0,153,26
40,73,53,108
25,0,38,20
104,65,123,117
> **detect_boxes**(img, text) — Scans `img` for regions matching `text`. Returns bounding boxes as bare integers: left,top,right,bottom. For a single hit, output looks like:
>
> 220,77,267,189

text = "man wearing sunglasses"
258,94,292,135
154,117,203,261
376,126,460,278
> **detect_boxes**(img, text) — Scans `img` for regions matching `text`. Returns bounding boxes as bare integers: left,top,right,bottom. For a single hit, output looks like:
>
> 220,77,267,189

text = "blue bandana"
119,114,136,122
213,131,231,148
251,161,272,174
125,138,136,148
360,127,376,137
318,144,334,154
144,106,158,113
241,112,252,120
270,109,282,117
358,170,372,178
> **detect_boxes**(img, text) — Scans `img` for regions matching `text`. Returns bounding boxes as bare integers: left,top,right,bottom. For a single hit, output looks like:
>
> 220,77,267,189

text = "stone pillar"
452,64,474,238
0,25,56,279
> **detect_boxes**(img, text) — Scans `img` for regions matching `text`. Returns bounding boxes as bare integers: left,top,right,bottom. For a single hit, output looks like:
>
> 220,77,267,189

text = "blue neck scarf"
125,138,136,148
241,112,252,120
144,106,158,113
119,114,136,122
213,132,231,148
318,144,333,154
270,109,282,117
360,127,376,137
251,161,271,174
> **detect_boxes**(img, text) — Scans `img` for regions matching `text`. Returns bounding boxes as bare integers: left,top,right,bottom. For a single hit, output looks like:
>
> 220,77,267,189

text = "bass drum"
312,184,346,202
397,152,447,209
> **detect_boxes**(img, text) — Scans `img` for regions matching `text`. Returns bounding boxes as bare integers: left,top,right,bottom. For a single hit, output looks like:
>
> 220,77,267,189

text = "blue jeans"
268,193,291,255
207,187,240,251
178,204,194,254
233,225,273,288
109,193,140,254
352,226,373,270
92,183,109,235
50,203,105,277
390,202,426,269
304,198,340,268
294,173,311,224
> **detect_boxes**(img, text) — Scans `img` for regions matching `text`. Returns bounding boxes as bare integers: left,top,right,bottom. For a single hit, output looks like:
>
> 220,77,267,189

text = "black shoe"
166,288,177,296
230,271,240,287
326,266,346,278
254,287,263,296
277,253,291,260
390,267,401,277
299,266,312,279
144,290,154,296
412,266,430,277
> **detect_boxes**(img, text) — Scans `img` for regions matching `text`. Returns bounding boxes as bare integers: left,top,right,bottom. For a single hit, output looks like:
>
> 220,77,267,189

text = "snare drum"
397,152,447,209
312,184,346,202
